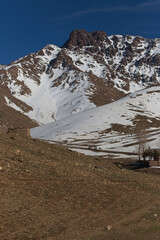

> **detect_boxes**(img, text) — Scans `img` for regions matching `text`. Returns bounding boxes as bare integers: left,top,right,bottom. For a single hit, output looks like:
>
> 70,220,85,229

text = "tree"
135,128,148,161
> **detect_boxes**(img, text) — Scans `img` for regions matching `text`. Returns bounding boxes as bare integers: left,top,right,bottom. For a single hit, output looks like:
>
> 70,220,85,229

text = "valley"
1,29,160,239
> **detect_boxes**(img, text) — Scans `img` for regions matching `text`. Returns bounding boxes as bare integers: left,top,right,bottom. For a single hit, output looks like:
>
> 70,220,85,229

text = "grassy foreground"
0,132,160,240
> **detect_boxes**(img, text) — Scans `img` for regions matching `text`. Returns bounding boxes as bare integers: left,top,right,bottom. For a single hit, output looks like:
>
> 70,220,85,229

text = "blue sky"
1,0,160,64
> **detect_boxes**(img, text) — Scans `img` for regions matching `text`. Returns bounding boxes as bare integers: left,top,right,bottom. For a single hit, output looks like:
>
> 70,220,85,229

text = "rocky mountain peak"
2,29,160,125
62,29,109,50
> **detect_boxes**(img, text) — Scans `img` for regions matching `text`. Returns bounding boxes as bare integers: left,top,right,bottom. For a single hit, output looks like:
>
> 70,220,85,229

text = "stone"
153,214,158,217
106,225,112,231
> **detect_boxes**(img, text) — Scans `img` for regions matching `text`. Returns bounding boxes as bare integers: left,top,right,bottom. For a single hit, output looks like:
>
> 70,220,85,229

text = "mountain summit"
1,29,160,126
62,29,108,50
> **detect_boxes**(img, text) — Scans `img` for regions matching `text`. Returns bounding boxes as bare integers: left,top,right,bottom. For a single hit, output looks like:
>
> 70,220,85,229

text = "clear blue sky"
1,0,160,64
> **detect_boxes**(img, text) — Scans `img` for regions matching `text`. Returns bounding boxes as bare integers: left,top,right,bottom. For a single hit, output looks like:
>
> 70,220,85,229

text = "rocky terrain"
1,29,160,125
1,30,160,239
1,132,160,240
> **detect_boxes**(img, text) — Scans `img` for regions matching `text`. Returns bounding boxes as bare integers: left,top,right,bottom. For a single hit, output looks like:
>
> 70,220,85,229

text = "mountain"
30,86,160,157
2,30,160,240
1,29,160,126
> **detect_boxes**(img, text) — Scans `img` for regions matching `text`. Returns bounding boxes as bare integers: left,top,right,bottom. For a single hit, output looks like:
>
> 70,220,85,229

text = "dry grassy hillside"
0,87,37,129
0,131,160,240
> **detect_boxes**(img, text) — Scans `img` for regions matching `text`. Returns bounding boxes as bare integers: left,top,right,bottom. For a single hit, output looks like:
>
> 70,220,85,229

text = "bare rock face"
62,29,110,52
1,29,160,125
46,49,78,73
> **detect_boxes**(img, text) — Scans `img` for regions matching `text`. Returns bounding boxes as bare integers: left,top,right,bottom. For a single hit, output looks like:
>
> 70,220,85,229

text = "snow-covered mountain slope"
0,45,96,124
1,29,160,124
31,86,160,157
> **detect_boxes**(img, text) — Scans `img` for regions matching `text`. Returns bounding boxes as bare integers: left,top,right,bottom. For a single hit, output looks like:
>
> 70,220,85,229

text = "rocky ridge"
1,29,160,124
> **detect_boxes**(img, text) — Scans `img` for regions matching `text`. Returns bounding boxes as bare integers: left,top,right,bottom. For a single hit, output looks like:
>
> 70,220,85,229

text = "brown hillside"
0,132,160,240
